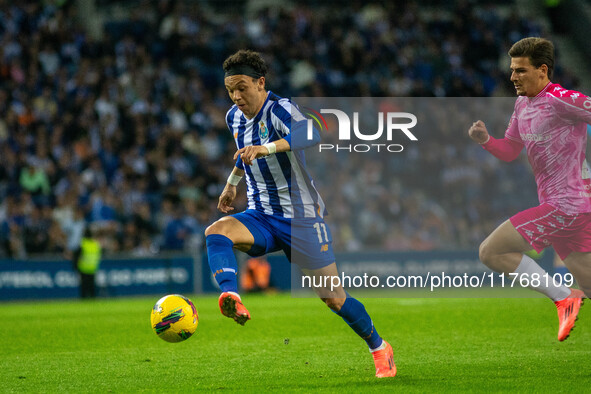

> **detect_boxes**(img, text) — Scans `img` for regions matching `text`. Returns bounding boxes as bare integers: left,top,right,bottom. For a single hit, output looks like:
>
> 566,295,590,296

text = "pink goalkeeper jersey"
504,82,591,214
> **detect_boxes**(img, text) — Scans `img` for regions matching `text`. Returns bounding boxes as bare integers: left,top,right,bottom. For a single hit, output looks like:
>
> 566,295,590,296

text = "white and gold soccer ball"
151,294,199,343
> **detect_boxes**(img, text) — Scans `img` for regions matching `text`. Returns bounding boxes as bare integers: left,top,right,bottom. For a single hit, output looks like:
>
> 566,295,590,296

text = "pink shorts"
510,203,591,260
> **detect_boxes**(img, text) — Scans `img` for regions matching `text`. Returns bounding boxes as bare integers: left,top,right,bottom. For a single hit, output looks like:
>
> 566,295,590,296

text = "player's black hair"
223,49,268,79
509,37,554,79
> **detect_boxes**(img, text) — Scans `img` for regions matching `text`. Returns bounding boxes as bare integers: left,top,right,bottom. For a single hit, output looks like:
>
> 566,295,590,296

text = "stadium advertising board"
0,256,194,300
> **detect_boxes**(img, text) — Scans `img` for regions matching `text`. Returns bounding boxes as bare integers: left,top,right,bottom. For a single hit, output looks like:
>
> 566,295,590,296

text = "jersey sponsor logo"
571,92,580,103
522,134,550,142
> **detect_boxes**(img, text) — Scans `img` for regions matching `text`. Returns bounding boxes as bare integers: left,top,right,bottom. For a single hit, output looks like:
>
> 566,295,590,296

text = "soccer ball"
151,294,199,343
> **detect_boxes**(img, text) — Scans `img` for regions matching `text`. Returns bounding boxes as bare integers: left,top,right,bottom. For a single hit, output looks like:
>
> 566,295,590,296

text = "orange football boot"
219,292,251,326
372,341,396,378
555,288,585,341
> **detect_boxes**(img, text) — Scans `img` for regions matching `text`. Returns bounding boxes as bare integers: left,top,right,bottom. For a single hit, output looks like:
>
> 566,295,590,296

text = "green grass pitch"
2,291,591,392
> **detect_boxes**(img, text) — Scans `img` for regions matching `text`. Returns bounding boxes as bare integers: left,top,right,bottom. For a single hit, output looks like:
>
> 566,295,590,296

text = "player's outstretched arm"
218,167,245,213
233,139,290,166
468,120,523,162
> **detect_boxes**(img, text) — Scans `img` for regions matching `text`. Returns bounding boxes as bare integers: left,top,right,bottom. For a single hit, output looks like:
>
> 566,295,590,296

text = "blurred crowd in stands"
0,0,582,257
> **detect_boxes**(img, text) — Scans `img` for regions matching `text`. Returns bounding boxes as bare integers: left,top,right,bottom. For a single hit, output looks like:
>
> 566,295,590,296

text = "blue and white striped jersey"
226,91,326,219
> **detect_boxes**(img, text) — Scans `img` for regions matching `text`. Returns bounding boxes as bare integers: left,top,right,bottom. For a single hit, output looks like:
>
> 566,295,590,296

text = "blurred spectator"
61,205,86,256
19,164,51,201
1,196,27,258
72,227,102,298
163,206,193,251
240,256,272,293
23,204,53,253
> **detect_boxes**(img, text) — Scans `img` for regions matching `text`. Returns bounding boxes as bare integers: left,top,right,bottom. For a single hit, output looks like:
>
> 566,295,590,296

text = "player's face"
510,57,548,97
224,75,266,119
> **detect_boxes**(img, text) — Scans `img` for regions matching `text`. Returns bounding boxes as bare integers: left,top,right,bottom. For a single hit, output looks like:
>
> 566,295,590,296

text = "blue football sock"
336,297,383,349
554,266,570,283
206,234,238,293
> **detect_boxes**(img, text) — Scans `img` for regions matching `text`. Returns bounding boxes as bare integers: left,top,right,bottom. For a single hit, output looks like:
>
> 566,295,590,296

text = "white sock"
514,255,570,301
369,340,385,353
225,291,241,300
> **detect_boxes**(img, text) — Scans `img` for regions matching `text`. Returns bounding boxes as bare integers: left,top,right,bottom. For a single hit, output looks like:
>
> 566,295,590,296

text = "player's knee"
204,223,217,237
478,240,489,262
322,297,346,312
478,239,496,268
205,220,229,238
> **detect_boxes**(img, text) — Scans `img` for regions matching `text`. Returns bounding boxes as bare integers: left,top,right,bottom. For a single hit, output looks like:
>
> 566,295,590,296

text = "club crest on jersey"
259,121,269,140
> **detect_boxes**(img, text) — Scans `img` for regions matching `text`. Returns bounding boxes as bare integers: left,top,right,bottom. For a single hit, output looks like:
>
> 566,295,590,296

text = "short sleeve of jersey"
270,99,292,137
225,107,235,129
270,99,308,137
270,98,318,150
226,106,244,170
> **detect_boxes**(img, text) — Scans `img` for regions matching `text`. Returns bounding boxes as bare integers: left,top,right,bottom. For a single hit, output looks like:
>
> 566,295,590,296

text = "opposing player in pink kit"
469,37,590,341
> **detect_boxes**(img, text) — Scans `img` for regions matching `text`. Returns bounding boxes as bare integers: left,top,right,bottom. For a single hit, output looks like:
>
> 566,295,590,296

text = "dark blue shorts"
232,209,335,269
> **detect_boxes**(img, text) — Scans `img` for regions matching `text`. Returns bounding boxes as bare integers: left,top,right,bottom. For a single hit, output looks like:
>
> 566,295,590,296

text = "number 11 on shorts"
313,222,329,243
